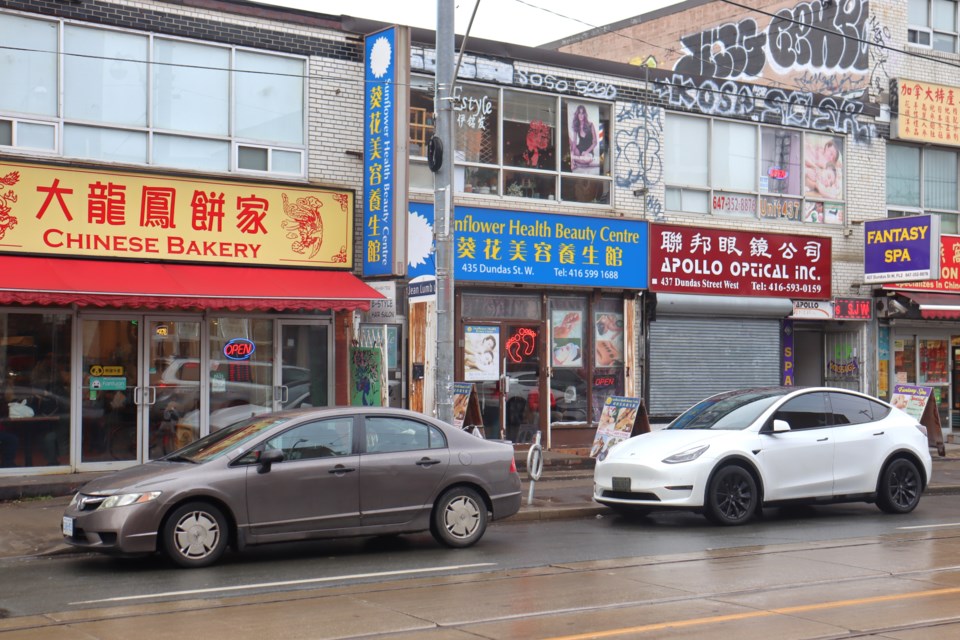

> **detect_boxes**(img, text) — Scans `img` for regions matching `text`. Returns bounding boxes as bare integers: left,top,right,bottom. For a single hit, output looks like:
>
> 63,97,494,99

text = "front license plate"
612,477,631,492
62,516,73,537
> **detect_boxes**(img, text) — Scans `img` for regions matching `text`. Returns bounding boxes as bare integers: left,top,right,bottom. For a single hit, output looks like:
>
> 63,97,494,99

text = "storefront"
404,203,647,450
0,161,381,474
646,223,833,420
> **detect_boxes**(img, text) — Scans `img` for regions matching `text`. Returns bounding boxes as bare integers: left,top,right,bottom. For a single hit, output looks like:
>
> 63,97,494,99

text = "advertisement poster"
452,382,473,429
890,384,933,421
464,325,500,381
594,312,624,367
566,102,602,175
803,132,844,200
349,347,383,406
551,310,583,368
590,396,641,458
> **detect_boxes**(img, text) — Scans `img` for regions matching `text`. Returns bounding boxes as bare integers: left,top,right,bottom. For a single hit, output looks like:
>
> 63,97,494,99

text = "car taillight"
915,424,928,438
509,457,517,474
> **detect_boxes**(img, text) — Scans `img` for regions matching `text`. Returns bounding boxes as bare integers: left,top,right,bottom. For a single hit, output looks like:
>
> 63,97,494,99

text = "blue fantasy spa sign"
864,214,940,283
453,206,647,289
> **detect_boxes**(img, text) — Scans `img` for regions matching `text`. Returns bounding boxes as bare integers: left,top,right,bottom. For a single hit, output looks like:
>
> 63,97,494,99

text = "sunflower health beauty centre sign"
864,214,940,283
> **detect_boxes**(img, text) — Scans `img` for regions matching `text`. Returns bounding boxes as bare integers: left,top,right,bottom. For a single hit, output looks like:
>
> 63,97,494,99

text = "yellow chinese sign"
895,79,960,147
0,161,354,268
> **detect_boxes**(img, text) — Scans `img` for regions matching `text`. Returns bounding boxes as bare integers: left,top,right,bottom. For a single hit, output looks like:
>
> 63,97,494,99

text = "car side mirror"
258,448,284,473
771,419,791,433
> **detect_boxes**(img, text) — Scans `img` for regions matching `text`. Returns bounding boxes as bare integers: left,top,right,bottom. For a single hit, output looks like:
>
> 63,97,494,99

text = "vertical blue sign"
363,28,396,277
407,202,436,299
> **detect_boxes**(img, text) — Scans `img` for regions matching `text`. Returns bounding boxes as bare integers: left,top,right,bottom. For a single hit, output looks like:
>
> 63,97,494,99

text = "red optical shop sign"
649,224,832,300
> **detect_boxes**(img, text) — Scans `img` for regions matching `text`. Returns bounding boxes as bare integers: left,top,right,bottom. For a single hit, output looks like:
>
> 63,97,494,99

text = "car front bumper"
593,459,711,509
62,499,164,555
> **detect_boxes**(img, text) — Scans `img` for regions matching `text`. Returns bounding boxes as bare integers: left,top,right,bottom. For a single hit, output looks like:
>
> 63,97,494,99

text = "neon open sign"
768,167,788,180
223,338,256,360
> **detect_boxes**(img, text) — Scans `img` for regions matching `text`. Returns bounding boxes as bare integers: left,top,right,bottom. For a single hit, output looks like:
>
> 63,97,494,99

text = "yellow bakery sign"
0,161,354,267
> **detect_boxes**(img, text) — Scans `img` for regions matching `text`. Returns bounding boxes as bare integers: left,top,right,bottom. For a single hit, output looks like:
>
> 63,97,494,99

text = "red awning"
0,256,384,311
898,291,960,320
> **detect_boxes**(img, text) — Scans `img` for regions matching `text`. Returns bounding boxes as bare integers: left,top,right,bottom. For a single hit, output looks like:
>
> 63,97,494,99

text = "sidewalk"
1,447,959,560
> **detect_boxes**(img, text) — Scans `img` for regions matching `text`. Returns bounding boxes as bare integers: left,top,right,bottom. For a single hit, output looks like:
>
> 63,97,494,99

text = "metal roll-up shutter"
649,316,781,418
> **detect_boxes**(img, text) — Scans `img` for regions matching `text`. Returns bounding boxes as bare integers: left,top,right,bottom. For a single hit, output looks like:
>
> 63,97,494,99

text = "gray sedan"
62,407,522,568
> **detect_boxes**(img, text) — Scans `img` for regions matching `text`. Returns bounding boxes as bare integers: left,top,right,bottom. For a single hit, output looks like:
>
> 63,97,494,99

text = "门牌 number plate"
612,477,631,492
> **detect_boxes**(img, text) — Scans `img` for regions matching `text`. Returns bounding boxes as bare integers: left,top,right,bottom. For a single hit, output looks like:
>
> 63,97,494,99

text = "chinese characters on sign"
895,79,960,147
649,223,831,300
454,206,648,289
363,27,398,277
0,162,352,267
887,234,960,292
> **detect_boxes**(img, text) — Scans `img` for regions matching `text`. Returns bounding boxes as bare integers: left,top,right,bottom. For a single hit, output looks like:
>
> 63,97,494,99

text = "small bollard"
526,430,543,505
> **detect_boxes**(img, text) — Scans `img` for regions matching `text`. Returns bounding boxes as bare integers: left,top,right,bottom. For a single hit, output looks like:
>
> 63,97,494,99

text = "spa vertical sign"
363,26,408,277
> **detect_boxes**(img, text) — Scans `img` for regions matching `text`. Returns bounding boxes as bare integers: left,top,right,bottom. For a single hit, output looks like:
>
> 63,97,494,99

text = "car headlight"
663,444,709,464
99,492,162,509
68,492,81,509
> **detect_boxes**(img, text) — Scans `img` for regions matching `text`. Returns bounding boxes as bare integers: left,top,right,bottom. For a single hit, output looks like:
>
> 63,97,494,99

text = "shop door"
79,315,201,467
275,321,332,412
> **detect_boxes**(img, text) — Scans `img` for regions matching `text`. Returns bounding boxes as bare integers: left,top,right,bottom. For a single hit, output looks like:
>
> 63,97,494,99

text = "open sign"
223,338,256,360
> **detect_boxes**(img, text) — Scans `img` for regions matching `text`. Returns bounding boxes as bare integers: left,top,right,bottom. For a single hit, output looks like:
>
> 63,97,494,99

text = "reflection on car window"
828,392,876,426
264,417,354,461
365,416,433,453
169,415,290,463
772,393,829,430
668,389,785,431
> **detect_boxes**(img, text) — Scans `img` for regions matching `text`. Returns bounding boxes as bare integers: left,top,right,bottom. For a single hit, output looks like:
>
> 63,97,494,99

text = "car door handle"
817,437,829,442
328,465,356,474
416,457,442,467
873,431,885,436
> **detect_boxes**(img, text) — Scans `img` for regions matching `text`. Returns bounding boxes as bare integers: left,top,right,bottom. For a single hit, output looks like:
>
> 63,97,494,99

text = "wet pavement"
1,446,959,560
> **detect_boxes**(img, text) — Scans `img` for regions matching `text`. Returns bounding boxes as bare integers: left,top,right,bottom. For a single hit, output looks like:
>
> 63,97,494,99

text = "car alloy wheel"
431,487,488,548
705,465,757,526
877,458,922,514
162,502,229,568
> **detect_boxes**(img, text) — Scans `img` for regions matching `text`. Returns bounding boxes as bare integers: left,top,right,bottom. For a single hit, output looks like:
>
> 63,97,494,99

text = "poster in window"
804,133,843,200
464,326,500,381
551,310,583,368
349,346,383,406
594,312,624,367
567,103,601,175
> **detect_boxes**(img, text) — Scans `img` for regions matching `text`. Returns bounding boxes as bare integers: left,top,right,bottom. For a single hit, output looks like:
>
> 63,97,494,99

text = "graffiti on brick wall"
614,102,664,219
867,14,892,98
654,73,876,142
515,70,617,100
673,0,869,94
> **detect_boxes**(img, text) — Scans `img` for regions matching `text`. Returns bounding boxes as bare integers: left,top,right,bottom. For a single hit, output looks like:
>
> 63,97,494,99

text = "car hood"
602,429,732,462
77,461,202,495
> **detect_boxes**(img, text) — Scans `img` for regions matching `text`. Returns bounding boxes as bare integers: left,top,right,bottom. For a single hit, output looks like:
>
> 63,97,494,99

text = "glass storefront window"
760,127,802,196
894,336,917,384
503,89,556,171
454,83,499,165
208,317,274,415
0,312,72,468
919,338,949,385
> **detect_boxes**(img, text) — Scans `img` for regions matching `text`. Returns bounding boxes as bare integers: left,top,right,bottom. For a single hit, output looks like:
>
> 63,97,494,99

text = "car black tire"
705,465,758,526
431,487,488,548
877,458,922,514
162,502,229,568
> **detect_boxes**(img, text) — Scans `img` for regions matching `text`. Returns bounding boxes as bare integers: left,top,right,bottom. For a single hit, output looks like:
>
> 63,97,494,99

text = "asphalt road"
5,493,960,620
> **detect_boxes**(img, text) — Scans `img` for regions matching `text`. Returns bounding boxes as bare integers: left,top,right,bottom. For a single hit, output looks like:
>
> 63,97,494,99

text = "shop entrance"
78,315,332,468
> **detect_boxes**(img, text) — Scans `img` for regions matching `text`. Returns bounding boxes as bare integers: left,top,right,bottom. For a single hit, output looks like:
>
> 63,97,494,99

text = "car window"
263,417,355,461
827,392,875,426
772,392,829,430
668,389,786,430
364,416,434,453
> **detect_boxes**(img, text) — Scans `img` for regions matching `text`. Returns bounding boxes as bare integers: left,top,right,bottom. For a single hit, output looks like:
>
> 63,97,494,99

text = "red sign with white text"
649,224,831,300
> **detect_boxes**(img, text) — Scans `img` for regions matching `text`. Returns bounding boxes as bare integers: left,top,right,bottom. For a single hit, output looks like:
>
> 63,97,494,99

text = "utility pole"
433,0,455,424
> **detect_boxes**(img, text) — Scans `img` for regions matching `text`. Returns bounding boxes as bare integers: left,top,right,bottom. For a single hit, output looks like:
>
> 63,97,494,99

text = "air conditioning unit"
875,297,909,318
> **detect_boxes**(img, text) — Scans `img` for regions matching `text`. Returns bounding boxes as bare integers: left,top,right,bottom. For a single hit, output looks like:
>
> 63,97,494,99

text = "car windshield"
667,389,787,431
163,414,293,463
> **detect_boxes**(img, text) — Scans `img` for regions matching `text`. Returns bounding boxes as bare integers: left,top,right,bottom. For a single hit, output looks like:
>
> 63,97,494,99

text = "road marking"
69,562,496,605
546,586,960,639
897,521,960,530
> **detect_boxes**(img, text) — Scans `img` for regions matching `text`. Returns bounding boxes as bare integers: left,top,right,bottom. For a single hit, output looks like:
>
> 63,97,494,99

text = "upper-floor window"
887,143,959,232
409,76,612,206
665,113,844,224
0,12,306,177
909,0,959,53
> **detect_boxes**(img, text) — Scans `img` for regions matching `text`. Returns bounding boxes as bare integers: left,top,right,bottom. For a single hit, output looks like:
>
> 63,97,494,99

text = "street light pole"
434,0,455,424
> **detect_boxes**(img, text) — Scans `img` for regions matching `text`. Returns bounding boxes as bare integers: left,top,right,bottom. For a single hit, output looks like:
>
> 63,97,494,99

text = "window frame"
0,11,308,178
886,142,960,234
409,75,614,207
908,0,959,53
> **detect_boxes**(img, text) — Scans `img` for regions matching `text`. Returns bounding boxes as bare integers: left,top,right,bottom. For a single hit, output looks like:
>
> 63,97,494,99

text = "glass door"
276,320,332,411
145,317,202,459
80,317,140,465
